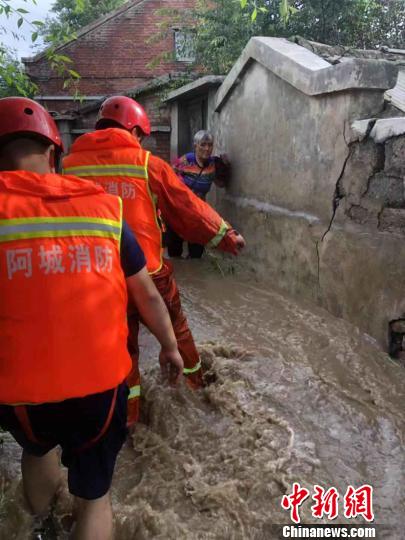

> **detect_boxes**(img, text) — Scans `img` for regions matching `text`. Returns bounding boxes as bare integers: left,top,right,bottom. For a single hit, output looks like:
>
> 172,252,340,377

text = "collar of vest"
70,128,141,153
0,171,105,200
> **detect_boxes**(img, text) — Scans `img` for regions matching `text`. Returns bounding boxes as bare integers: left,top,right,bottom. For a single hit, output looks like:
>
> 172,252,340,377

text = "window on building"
174,29,196,63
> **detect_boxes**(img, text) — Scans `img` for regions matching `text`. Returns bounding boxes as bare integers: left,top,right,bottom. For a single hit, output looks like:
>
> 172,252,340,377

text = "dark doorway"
178,95,208,157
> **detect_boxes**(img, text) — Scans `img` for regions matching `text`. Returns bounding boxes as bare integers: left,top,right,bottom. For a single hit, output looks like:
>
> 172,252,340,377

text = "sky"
1,0,55,60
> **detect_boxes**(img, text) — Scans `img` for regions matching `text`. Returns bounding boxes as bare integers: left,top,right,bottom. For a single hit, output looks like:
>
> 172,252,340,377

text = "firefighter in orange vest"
63,96,246,426
0,97,183,540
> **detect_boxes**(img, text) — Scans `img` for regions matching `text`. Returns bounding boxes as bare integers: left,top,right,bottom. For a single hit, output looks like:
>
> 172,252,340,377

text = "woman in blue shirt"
167,130,230,258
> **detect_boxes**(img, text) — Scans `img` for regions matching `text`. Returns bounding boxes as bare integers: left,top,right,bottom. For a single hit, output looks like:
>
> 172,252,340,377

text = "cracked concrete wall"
213,61,385,223
209,45,405,349
336,132,405,232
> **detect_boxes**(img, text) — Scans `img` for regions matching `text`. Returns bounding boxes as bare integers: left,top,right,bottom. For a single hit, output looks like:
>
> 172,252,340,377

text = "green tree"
193,0,405,74
0,0,84,97
40,0,127,43
285,0,404,49
193,0,277,74
0,0,44,96
0,47,38,98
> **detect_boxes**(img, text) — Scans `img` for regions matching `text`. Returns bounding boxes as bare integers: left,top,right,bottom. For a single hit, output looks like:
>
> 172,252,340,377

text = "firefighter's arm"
126,268,183,384
148,156,245,254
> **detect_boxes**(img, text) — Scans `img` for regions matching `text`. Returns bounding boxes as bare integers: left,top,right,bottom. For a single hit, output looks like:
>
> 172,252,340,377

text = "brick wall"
143,132,171,162
24,0,196,98
136,91,171,127
66,87,173,161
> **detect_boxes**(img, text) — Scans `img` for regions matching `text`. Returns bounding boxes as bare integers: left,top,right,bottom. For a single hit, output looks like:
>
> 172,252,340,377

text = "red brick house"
23,0,198,159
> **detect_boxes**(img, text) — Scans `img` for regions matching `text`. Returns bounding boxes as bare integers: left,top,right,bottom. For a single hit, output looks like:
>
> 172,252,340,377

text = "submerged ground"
1,259,404,539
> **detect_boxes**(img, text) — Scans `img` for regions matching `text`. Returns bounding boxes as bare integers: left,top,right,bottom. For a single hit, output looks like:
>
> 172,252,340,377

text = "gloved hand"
218,228,246,255
214,154,231,188
219,153,230,166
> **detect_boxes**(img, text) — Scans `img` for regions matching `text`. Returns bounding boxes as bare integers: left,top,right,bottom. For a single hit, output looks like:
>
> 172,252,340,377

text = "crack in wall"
315,128,354,292
315,240,321,290
315,126,405,295
321,145,353,242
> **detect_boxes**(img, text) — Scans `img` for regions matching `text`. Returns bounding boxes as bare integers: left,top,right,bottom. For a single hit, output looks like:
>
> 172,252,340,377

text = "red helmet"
96,96,151,136
0,97,63,151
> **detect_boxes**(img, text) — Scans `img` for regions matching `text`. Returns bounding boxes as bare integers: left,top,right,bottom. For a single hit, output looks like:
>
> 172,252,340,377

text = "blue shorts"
0,382,128,500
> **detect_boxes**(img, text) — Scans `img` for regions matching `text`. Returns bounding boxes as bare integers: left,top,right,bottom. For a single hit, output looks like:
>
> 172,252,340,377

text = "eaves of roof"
74,72,199,115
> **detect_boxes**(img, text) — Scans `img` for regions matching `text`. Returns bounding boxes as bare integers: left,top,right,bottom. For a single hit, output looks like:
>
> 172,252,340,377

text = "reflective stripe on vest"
0,216,121,243
63,164,148,179
183,361,202,375
63,148,163,274
0,175,131,405
128,385,141,400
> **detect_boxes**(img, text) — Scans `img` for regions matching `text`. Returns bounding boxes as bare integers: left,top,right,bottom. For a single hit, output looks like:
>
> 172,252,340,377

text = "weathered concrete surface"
318,227,405,344
214,61,385,223
386,135,405,175
379,208,405,234
338,140,384,205
348,118,376,143
209,37,404,349
213,194,322,303
213,190,405,346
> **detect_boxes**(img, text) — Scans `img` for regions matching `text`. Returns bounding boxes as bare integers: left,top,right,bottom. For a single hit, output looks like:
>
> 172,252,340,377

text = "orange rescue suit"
63,129,230,424
0,171,131,405
63,129,230,264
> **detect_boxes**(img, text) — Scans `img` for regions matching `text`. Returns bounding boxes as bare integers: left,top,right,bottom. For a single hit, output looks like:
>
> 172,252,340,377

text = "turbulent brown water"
1,259,404,539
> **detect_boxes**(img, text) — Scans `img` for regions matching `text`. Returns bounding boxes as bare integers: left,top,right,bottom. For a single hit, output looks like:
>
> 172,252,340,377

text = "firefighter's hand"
159,348,184,385
218,229,246,256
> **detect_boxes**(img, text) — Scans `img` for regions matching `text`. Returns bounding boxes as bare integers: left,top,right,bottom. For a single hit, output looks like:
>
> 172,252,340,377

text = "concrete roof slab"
165,76,225,102
370,117,405,143
215,37,399,111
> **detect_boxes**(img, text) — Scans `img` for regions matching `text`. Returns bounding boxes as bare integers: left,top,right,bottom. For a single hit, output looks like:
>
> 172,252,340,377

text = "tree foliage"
0,0,43,96
0,47,38,98
285,0,405,49
193,0,405,74
0,0,85,97
192,0,282,74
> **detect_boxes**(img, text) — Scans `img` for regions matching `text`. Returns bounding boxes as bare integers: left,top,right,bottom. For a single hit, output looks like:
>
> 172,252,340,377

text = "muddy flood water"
0,259,404,539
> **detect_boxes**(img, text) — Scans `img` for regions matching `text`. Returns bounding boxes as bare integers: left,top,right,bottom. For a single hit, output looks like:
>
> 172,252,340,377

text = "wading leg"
22,448,61,516
72,493,112,540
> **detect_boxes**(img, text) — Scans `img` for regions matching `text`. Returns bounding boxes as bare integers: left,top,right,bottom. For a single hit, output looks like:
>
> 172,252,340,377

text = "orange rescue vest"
0,171,131,405
63,129,163,274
